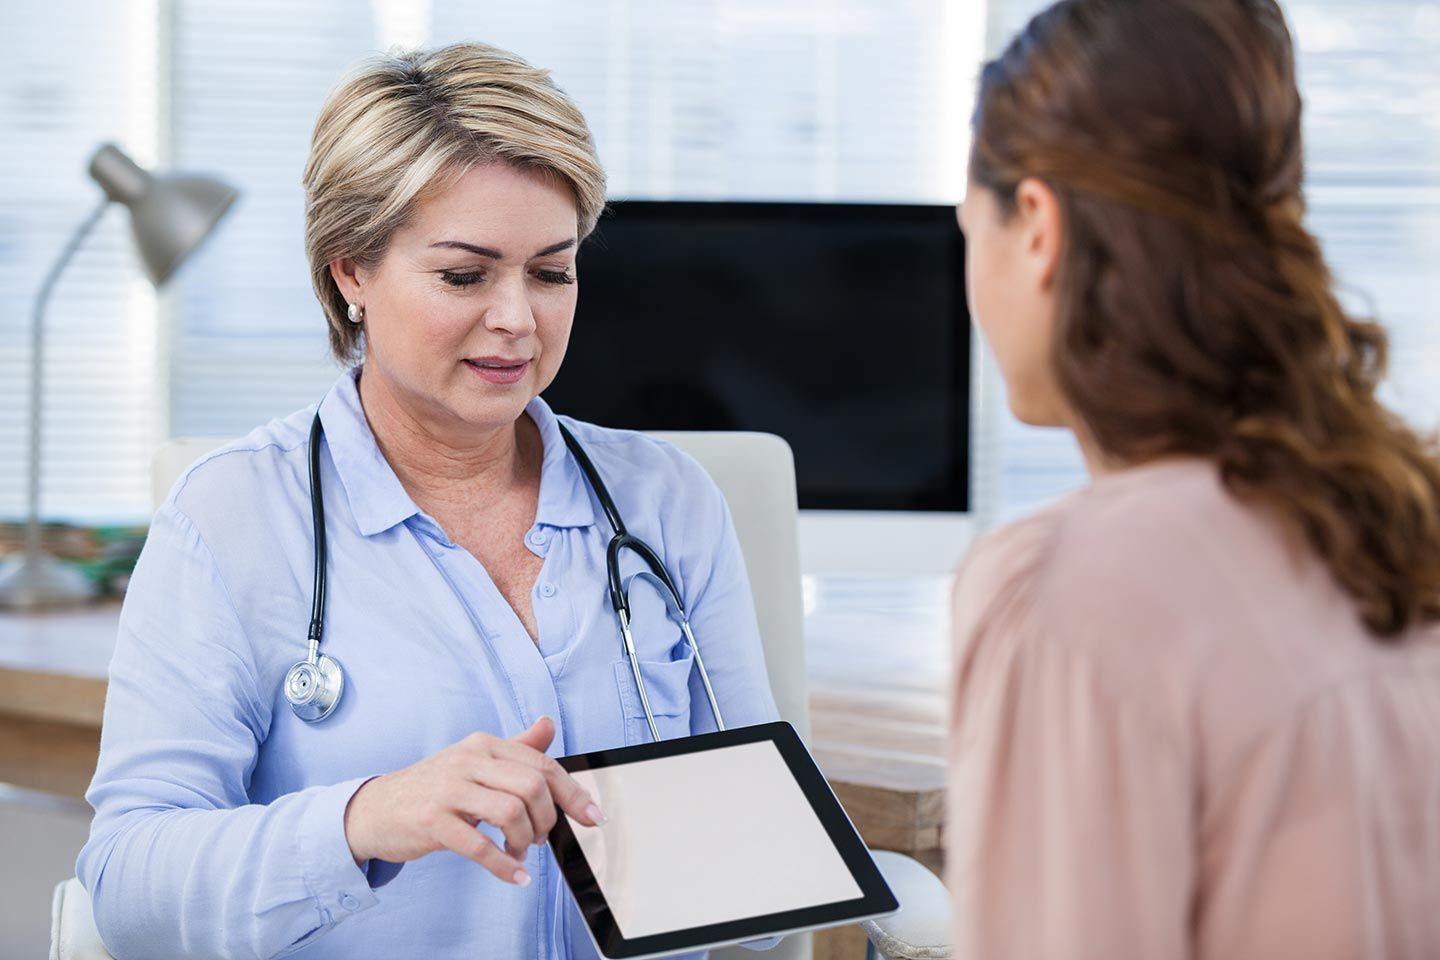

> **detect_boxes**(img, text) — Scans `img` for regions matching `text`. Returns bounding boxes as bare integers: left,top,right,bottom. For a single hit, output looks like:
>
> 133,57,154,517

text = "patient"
947,1,1440,958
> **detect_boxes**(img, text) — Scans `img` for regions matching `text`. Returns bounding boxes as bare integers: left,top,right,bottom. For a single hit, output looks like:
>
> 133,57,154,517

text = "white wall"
798,511,975,579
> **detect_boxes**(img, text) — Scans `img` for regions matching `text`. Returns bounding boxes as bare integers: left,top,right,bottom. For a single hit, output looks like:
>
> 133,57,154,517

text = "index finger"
544,757,606,826
491,738,605,826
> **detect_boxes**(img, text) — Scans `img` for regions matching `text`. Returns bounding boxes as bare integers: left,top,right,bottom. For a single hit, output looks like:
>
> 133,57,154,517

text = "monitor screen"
544,201,970,511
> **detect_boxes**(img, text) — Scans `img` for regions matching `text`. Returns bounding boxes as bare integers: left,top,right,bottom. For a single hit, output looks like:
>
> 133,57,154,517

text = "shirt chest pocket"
613,650,695,744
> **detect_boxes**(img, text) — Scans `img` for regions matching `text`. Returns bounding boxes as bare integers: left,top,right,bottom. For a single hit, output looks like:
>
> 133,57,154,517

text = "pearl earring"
347,302,364,324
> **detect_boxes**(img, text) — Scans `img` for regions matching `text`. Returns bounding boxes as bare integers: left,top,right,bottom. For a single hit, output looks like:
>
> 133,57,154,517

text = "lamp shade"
88,143,238,284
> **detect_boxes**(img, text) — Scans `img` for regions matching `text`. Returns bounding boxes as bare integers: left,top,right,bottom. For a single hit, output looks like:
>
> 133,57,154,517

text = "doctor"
79,41,780,959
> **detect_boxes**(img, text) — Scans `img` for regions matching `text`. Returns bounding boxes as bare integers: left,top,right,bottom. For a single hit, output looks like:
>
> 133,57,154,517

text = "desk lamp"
0,144,237,609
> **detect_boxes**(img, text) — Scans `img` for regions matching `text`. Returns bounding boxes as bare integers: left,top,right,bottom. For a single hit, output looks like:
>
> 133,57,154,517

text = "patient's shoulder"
1045,457,1255,601
953,500,1069,637
953,458,1252,673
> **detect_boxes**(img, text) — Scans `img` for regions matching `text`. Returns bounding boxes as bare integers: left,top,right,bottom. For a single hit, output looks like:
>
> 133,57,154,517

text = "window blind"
431,0,984,204
973,0,1440,526
0,0,160,523
165,0,379,441
8,2,1433,529
7,1,986,523
162,0,986,454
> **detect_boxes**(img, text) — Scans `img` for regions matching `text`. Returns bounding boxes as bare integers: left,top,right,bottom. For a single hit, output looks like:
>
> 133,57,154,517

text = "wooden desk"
1,581,950,958
0,605,115,728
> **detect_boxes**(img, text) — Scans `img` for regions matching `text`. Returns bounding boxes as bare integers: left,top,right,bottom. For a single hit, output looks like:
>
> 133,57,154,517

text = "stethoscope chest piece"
286,411,723,737
284,654,344,722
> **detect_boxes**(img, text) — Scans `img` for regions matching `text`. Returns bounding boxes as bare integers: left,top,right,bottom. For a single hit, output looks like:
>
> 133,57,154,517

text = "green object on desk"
0,522,147,598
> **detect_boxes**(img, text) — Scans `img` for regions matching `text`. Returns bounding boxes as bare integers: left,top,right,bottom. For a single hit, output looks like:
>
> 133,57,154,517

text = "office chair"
52,431,950,960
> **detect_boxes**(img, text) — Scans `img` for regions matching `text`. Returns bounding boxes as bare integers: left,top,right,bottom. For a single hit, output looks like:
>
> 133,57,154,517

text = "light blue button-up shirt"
79,367,782,959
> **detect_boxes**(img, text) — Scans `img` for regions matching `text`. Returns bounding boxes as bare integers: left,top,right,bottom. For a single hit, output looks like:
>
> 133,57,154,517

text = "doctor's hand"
343,716,604,885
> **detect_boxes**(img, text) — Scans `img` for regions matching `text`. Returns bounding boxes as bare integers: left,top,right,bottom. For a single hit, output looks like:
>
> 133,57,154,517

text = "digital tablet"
547,721,899,959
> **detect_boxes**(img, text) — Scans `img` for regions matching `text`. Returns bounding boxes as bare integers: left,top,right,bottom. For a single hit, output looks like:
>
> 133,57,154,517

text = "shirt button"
540,582,557,598
341,893,360,911
528,529,548,546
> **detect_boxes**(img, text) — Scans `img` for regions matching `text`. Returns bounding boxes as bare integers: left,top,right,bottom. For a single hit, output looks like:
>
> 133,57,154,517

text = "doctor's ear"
328,256,368,305
1013,177,1064,291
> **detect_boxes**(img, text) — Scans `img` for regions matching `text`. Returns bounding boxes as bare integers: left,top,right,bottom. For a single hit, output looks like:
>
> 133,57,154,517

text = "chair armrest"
51,878,115,960
860,851,952,960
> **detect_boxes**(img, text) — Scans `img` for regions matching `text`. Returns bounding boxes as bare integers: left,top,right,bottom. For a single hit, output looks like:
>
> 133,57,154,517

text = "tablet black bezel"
547,720,898,959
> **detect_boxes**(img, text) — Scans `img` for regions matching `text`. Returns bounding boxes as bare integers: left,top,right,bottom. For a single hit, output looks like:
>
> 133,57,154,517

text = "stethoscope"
282,411,727,742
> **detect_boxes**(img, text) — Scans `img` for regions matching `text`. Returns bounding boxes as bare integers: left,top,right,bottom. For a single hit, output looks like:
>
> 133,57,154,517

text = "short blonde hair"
303,42,607,363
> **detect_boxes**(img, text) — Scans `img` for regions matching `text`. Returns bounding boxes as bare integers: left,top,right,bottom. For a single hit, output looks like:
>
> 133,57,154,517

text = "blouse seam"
169,435,309,505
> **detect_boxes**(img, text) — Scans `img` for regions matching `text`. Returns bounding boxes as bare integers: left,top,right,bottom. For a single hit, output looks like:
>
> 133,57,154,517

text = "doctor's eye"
439,270,485,287
534,268,575,286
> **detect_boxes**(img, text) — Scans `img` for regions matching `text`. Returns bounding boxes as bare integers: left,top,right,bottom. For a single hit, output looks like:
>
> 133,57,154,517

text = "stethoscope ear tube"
287,411,726,736
616,607,662,742
622,571,726,738
605,533,686,622
559,422,728,741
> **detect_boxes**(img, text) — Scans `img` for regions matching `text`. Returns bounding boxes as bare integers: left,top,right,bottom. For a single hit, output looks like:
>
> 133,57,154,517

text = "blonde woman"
948,1,1440,958
79,43,780,959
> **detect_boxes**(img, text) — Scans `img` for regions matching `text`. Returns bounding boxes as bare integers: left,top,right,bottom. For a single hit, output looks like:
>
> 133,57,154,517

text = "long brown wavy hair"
971,0,1440,638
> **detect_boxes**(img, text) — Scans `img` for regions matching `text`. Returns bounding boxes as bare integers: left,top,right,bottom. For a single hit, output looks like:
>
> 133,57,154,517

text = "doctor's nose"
482,276,538,338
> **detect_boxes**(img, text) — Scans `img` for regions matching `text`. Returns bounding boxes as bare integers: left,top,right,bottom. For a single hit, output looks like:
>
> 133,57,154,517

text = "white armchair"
53,431,951,960
50,878,108,960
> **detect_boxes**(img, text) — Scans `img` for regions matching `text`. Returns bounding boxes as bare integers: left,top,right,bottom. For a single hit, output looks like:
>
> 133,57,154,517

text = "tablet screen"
564,739,863,938
551,721,898,958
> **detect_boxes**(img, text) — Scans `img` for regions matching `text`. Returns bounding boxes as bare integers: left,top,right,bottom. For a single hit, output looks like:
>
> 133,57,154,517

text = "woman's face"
334,163,580,438
958,178,1068,427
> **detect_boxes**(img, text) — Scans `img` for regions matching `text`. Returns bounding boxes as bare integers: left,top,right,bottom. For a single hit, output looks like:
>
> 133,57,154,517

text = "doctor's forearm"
79,778,379,960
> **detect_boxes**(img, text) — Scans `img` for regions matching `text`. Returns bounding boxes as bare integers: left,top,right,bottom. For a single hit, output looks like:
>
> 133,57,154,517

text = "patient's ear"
1014,177,1062,291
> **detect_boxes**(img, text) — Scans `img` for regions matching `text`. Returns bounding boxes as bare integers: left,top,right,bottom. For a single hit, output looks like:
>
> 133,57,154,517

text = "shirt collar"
318,367,421,537
317,368,597,537
526,394,598,530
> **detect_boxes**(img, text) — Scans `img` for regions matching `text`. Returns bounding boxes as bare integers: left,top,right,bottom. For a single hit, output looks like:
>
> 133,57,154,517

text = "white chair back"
151,437,229,509
648,431,809,740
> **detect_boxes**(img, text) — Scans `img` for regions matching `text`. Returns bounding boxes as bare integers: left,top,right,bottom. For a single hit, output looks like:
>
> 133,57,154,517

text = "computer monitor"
545,200,970,512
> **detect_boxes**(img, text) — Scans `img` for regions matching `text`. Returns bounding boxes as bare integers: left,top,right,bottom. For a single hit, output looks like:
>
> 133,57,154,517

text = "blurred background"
0,2,1438,955
1,0,1437,539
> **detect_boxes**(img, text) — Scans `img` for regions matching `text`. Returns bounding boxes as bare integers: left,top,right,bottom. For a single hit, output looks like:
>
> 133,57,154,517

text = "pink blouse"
946,458,1440,960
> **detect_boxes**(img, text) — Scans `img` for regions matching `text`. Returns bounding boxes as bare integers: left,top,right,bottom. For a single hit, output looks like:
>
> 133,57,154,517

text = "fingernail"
514,869,531,887
585,803,607,825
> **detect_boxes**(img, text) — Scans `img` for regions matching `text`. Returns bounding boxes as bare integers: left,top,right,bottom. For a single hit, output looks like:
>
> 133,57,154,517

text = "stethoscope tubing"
306,414,327,664
291,410,726,739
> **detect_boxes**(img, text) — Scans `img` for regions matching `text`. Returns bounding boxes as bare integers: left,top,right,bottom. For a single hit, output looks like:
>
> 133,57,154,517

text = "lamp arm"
22,198,112,560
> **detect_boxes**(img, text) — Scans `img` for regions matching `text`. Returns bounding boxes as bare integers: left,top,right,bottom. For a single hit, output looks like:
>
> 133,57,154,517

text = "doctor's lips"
463,356,530,384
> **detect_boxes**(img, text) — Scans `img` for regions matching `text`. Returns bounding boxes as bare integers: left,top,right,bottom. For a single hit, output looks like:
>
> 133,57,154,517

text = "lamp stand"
0,552,98,610
0,198,111,610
